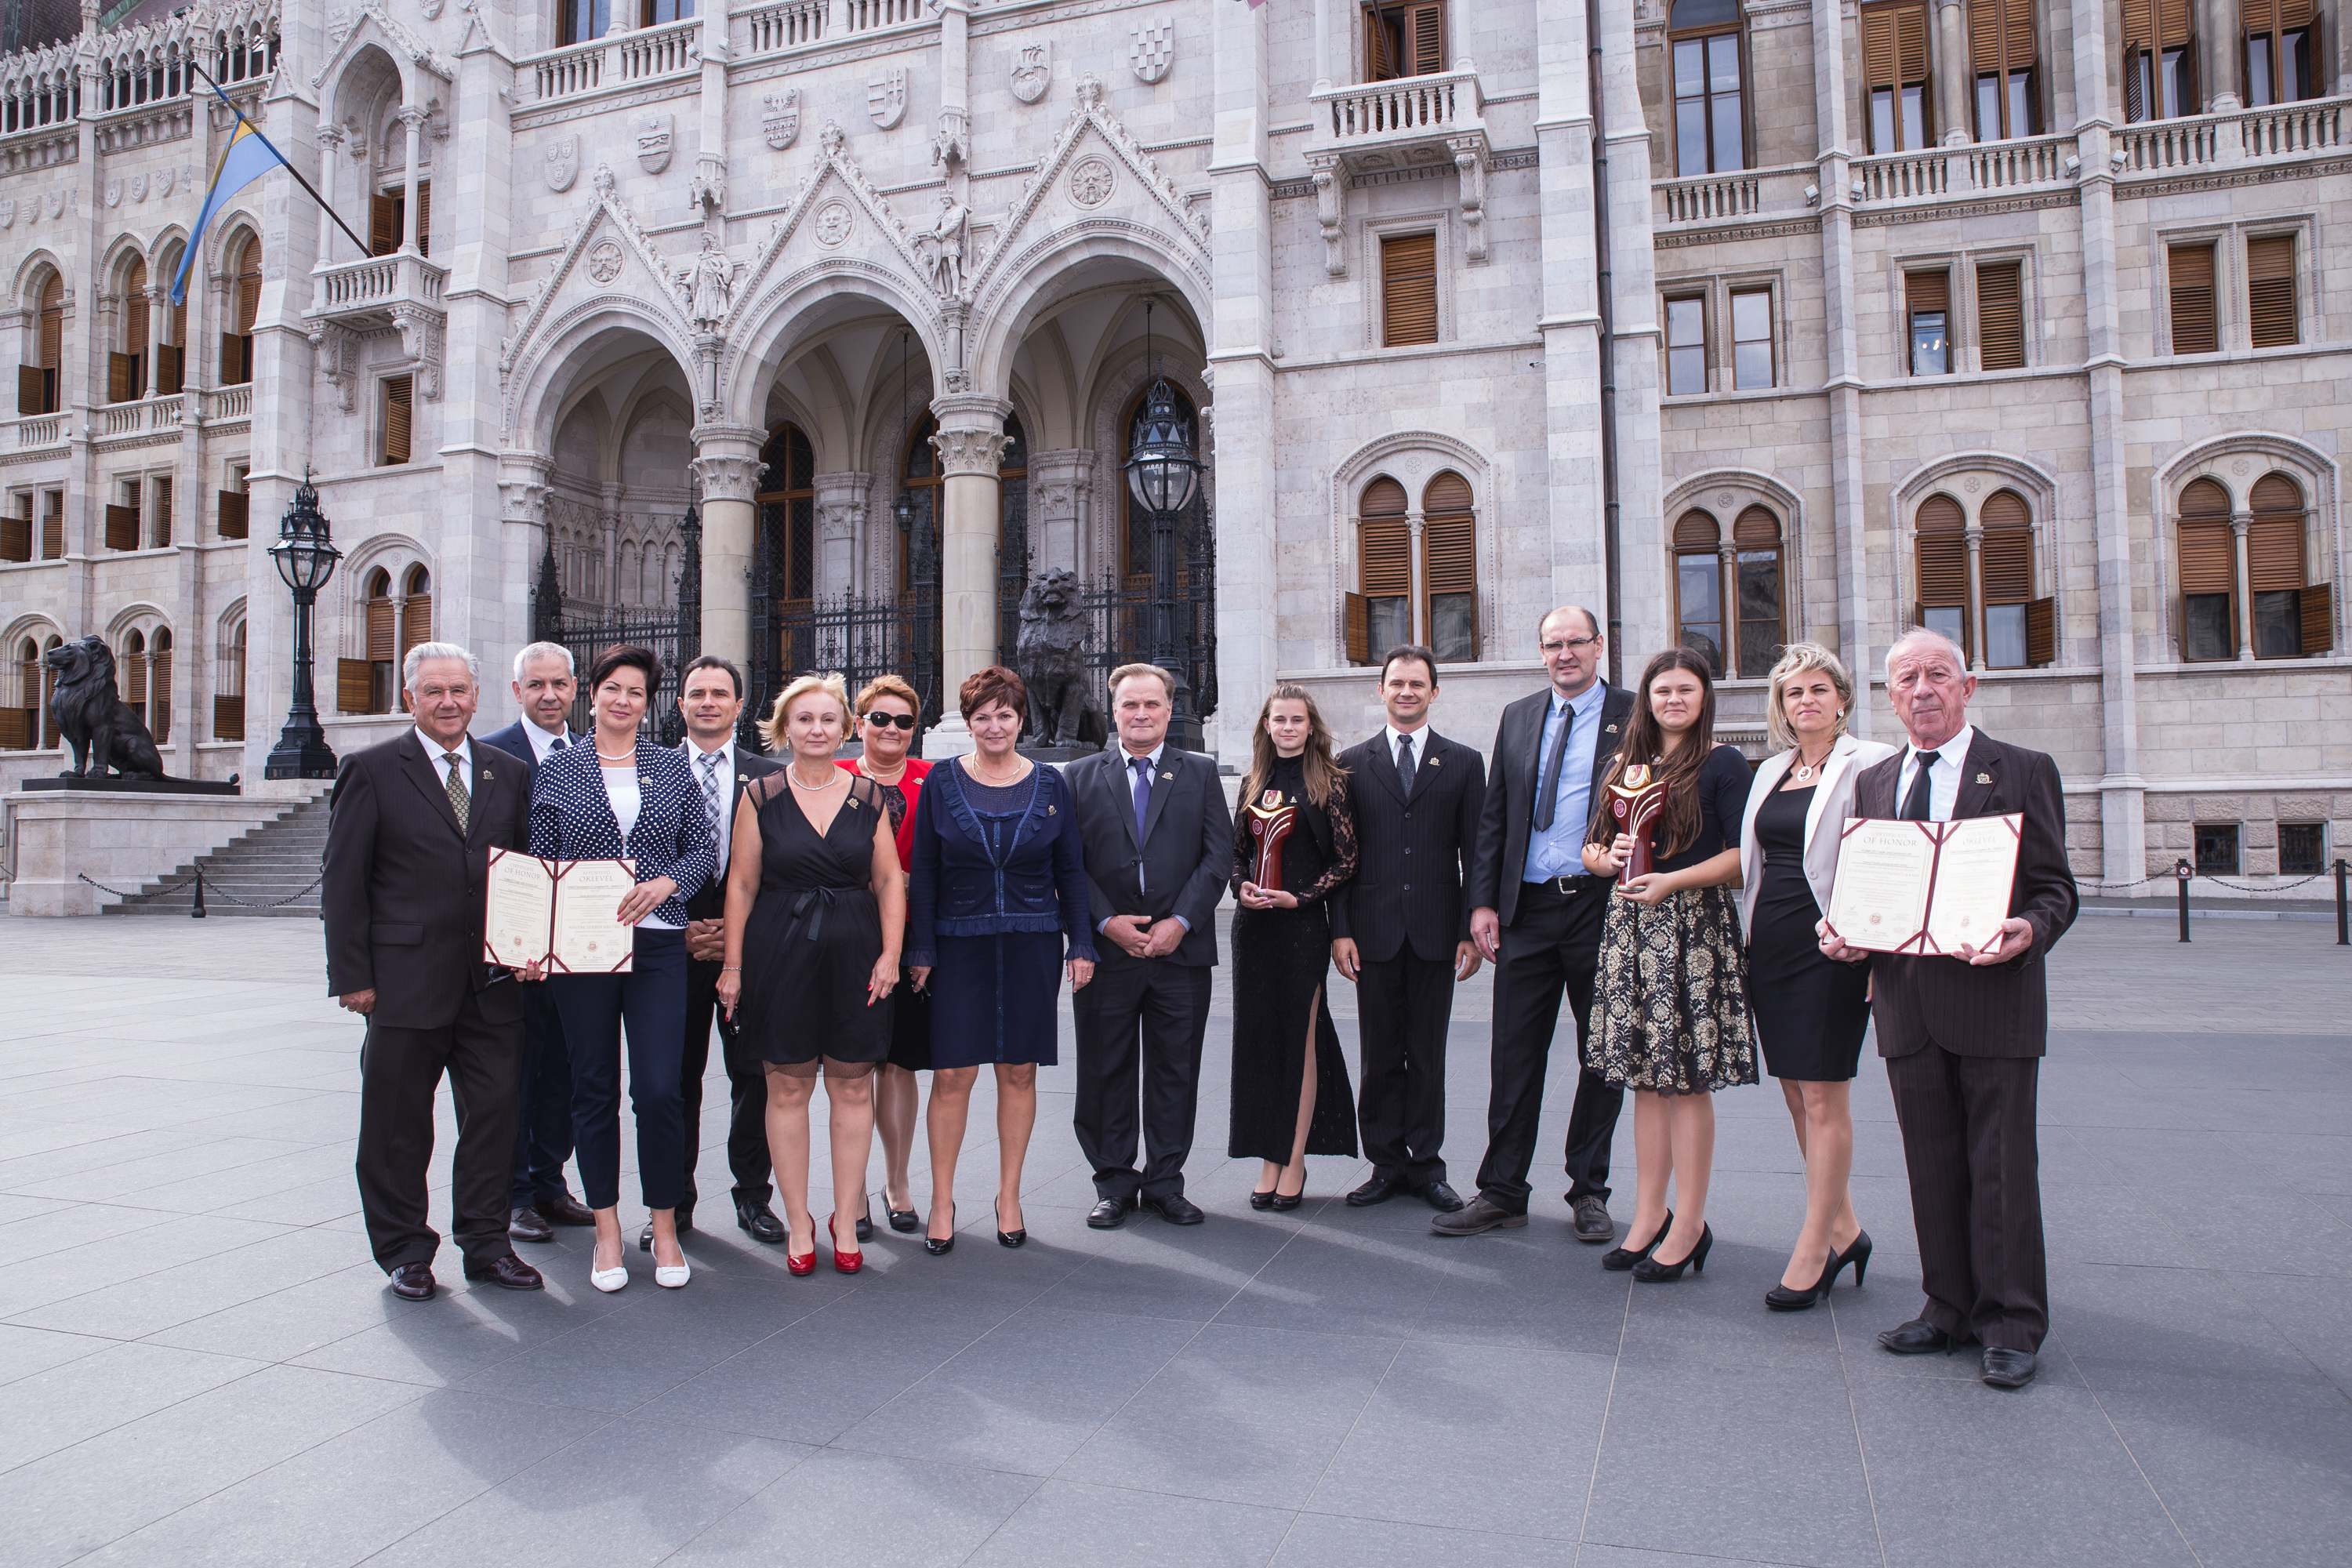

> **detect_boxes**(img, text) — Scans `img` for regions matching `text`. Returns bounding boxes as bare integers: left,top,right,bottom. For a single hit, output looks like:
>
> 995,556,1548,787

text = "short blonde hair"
1108,662,1173,701
757,673,851,751
853,673,920,717
1764,641,1856,752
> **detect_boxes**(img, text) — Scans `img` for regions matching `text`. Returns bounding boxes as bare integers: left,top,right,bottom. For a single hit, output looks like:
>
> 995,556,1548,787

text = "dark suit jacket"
1853,729,2078,1059
322,729,533,1032
680,744,783,922
477,720,561,779
1068,745,1234,967
1467,682,1639,927
1330,728,1485,964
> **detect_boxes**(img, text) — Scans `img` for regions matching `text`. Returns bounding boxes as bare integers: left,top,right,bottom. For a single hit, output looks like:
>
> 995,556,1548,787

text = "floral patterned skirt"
1594,884,1759,1095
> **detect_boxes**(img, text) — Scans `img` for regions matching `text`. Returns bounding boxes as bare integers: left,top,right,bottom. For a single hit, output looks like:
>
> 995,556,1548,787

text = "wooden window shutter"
1906,268,1949,314
104,504,140,552
383,376,413,465
38,278,62,366
41,494,61,560
1977,262,2025,370
2176,479,2235,597
150,644,170,744
416,182,430,257
2168,242,2217,354
1407,2,1446,77
1915,494,1968,612
400,591,433,654
1862,2,1930,90
151,478,170,550
1381,234,1439,347
365,597,397,662
1732,503,1779,550
212,693,244,741
369,194,398,256
1969,0,2034,75
1345,593,1370,664
1359,477,1410,596
17,365,44,415
2025,597,2056,666
2247,473,2304,592
2300,580,2335,655
0,512,27,564
124,646,147,709
217,490,249,539
155,343,184,395
1422,473,1475,594
336,659,375,714
108,352,137,404
235,241,262,333
1979,499,2034,606
1674,510,1721,550
1366,6,1395,80
2247,236,2297,348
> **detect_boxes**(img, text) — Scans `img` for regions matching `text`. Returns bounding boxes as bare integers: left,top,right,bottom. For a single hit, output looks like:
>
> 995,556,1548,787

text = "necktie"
699,751,725,874
1532,699,1573,831
441,751,470,833
550,735,567,752
1900,750,1940,822
1395,733,1416,800
1131,755,1153,840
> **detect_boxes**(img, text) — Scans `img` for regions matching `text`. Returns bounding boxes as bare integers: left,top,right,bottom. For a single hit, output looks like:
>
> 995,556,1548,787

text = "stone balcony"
1305,67,1493,271
305,251,448,408
523,14,702,104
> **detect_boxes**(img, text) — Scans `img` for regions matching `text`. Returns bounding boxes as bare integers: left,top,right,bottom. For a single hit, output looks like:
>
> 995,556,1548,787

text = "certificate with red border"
485,850,637,973
1827,815,2021,956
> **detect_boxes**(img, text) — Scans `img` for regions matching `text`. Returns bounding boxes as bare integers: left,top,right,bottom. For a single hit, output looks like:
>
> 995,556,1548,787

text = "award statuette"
1243,787,1298,892
1606,762,1671,885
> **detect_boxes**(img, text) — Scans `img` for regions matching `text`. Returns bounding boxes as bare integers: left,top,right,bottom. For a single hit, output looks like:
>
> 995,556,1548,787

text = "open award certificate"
1826,815,2022,956
483,850,639,973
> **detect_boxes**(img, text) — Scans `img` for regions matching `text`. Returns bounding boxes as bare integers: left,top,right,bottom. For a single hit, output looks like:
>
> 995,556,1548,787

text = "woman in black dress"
1737,643,1895,1310
717,674,902,1277
1229,683,1359,1209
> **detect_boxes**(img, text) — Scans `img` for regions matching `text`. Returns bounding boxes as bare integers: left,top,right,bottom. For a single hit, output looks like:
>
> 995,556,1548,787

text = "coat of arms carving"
129,173,147,203
103,179,122,208
1131,20,1174,84
545,136,579,192
0,201,14,229
763,89,800,151
868,67,908,130
636,112,673,175
1011,42,1051,105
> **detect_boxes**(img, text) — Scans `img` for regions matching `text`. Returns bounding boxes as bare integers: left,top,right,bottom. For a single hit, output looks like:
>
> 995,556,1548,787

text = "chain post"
2175,858,2192,942
191,868,206,919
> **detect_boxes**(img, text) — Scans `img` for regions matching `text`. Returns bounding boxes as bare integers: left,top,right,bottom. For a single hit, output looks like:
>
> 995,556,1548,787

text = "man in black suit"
1823,628,2077,1389
667,654,786,1248
324,642,544,1301
478,641,596,1245
1330,645,1483,1211
1438,606,1637,1241
1068,662,1235,1227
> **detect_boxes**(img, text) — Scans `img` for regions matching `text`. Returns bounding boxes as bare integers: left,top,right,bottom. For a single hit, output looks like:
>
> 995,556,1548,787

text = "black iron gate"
1070,491,1216,722
532,509,701,746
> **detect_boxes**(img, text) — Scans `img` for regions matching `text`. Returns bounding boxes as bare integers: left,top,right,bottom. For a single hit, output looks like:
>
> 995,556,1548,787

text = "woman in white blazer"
1737,643,1896,1314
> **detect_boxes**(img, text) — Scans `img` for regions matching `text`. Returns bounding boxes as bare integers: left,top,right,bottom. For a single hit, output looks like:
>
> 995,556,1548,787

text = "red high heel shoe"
829,1212,862,1275
786,1219,816,1276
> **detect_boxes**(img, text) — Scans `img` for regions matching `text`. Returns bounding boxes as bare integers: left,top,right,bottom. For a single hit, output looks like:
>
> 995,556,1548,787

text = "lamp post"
1122,301,1203,750
262,471,343,780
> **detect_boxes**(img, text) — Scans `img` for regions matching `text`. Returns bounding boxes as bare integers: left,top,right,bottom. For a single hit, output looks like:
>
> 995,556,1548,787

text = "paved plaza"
0,910,2346,1567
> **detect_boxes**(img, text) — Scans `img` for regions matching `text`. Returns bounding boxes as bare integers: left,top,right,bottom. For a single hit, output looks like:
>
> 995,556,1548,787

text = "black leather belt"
1523,875,1604,896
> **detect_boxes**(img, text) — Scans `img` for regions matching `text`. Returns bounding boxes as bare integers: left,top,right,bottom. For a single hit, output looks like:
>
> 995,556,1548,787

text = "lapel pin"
1976,771,1992,784
1428,757,1442,767
1605,724,1619,734
1162,771,1174,782
1047,803,1057,815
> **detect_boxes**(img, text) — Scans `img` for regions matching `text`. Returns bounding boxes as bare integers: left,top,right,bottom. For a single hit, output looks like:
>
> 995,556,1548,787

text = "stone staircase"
107,797,332,918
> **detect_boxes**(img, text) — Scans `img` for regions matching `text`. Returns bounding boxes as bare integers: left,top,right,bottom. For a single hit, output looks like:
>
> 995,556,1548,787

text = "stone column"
812,471,871,598
2198,0,2241,111
691,426,764,669
397,105,426,252
1933,0,1970,143
2230,514,2256,662
1964,520,1987,670
314,123,346,263
1027,450,1095,575
927,392,1011,757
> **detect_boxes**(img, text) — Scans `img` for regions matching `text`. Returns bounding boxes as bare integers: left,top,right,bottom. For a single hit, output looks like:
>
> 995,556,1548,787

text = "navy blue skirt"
928,930,1063,1069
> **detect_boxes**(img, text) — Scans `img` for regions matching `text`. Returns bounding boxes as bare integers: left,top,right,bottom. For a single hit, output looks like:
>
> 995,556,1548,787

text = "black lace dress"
1227,758,1360,1163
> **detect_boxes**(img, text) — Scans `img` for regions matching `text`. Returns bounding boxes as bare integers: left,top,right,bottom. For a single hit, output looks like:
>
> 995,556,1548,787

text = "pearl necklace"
788,766,845,791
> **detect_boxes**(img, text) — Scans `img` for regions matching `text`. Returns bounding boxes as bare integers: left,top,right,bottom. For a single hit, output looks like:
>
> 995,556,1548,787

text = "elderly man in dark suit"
1439,606,1638,1241
1330,645,1485,1211
1068,662,1235,1228
324,641,543,1301
1823,627,2078,1389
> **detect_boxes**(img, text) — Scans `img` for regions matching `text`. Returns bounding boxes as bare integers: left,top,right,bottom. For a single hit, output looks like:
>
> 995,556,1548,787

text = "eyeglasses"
1540,636,1602,655
863,712,916,731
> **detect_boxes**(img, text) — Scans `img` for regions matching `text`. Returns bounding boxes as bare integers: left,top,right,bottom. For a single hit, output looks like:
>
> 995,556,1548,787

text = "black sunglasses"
864,712,916,731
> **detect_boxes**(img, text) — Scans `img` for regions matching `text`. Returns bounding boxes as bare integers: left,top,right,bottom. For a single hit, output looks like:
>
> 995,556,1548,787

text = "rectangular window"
2245,0,2314,107
1730,288,1773,390
2167,242,2217,354
642,0,695,24
219,464,250,540
1380,233,1439,347
1671,21,1746,176
1861,1,1932,152
150,476,172,550
1969,0,2038,140
2278,822,2325,876
561,0,612,48
2194,822,2240,877
1977,261,2025,370
41,490,62,561
105,481,141,552
1906,269,1951,376
381,376,413,466
1367,2,1446,82
2125,0,2198,122
1664,296,1707,395
2247,235,2297,348
0,492,27,563
1421,474,1478,662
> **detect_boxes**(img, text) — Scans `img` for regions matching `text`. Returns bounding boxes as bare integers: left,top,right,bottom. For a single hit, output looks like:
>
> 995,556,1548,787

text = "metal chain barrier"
77,869,326,909
2079,869,2329,897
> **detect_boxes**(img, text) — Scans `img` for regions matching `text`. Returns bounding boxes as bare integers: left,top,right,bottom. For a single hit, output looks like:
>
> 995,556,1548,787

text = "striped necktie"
441,751,470,833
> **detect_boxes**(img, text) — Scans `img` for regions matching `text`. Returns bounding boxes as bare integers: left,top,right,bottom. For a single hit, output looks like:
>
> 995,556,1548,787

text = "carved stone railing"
2238,95,2347,157
311,252,446,318
99,394,188,438
1307,67,1491,270
1652,163,1817,226
737,0,827,54
2117,115,2220,172
205,385,252,423
525,16,700,104
1965,132,2071,191
1311,67,1485,149
10,413,64,449
1852,147,1950,201
842,0,924,33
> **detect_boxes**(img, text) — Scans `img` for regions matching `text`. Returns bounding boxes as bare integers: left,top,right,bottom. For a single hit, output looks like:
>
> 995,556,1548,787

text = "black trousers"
1472,879,1621,1214
553,927,689,1212
681,952,774,1213
1355,950,1455,1185
509,982,576,1207
354,985,524,1273
1886,1042,2047,1352
1073,956,1214,1203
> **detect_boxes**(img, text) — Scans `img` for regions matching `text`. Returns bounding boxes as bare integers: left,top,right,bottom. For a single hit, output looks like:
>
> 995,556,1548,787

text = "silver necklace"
1789,747,1833,783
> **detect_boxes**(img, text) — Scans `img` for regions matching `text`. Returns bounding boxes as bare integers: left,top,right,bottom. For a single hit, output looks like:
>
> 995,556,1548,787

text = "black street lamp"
263,471,343,780
1123,301,1203,750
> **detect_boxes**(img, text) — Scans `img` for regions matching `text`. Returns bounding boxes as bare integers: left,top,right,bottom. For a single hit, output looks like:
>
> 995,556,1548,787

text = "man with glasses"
1438,607,1637,1242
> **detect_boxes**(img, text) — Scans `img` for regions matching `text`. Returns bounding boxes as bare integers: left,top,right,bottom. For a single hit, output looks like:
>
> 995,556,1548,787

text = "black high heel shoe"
996,1197,1026,1248
1602,1210,1672,1272
1269,1173,1306,1213
1632,1222,1712,1283
925,1203,956,1257
1764,1250,1839,1312
1250,1185,1277,1211
1828,1229,1872,1289
885,1195,920,1233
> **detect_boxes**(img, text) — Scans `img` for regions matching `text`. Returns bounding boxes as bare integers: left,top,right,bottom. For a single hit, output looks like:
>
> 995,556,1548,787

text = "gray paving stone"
1272,1514,1583,1568
660,1446,1036,1566
967,1479,1294,1568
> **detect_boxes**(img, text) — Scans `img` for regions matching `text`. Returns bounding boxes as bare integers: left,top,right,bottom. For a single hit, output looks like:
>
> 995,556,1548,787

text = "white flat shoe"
590,1258,628,1293
654,1257,690,1288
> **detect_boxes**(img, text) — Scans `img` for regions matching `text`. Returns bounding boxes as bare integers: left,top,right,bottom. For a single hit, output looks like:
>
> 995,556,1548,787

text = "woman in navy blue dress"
906,666,1094,1254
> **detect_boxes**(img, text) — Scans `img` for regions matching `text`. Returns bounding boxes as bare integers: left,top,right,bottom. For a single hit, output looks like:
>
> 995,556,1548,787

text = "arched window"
21,273,64,416
400,567,433,705
111,256,149,404
2177,477,2235,661
1672,503,1779,677
1422,471,1478,662
1915,487,2053,669
214,618,246,741
41,633,62,748
1673,510,1725,674
759,422,816,606
148,627,172,745
341,567,397,714
155,242,187,394
3,635,40,750
1978,489,2036,668
1914,495,1969,661
1730,505,1784,675
900,413,940,590
122,630,149,742
222,233,260,385
1352,477,1410,664
1669,0,1746,176
1121,383,1200,586
2249,472,2326,658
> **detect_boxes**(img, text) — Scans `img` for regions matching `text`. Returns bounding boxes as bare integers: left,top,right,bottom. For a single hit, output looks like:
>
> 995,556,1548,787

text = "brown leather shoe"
463,1253,546,1291
1430,1195,1528,1236
509,1206,554,1243
388,1261,436,1301
536,1192,597,1227
1570,1196,1615,1243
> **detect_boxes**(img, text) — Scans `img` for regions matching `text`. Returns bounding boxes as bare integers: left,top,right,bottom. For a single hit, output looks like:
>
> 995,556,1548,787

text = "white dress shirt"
1104,740,1188,933
684,737,735,878
1895,724,1975,823
1385,722,1428,792
416,729,471,782
519,718,572,766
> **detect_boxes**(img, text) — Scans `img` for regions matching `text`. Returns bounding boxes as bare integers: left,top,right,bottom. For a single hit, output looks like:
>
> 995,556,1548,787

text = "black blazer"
678,744,783,923
1852,729,2078,1060
1330,728,1485,964
477,720,561,779
322,729,533,1032
1467,682,1638,926
1067,744,1235,967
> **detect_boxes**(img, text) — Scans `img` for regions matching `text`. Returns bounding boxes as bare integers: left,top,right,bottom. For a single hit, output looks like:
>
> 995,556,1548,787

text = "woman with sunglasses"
839,675,932,1237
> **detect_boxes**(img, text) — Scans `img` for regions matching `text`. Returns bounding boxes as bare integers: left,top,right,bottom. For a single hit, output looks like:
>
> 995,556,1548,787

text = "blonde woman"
716,675,903,1276
1738,642,1896,1311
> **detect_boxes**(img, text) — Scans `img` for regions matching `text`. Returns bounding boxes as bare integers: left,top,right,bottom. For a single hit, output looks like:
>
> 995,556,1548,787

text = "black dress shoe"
464,1253,546,1291
536,1192,597,1227
1087,1196,1131,1229
1417,1180,1466,1214
1878,1319,1957,1355
1347,1173,1406,1207
388,1261,436,1301
1570,1195,1614,1242
1980,1348,2038,1388
1142,1192,1206,1225
509,1206,554,1244
735,1198,786,1244
1429,1195,1527,1236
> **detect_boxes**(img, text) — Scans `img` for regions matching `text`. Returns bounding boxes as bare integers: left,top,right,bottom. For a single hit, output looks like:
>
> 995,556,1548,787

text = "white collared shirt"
1895,724,1975,822
1104,739,1188,931
1384,722,1429,780
684,736,735,876
418,729,471,782
520,718,572,766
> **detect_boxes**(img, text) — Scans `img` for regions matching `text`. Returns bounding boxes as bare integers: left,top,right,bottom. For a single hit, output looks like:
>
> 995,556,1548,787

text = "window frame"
2123,0,2198,123
1860,0,1934,154
1904,266,1953,377
1968,0,2040,141
1728,285,1775,390
1377,228,1441,349
1364,2,1448,83
1668,1,1749,177
2242,0,2316,108
1663,292,1709,397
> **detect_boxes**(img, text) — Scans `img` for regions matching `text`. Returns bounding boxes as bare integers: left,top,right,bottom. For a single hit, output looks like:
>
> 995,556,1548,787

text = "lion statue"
45,634,167,781
1014,568,1103,747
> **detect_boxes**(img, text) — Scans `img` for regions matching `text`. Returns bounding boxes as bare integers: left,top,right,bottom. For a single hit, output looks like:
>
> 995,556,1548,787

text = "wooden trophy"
1605,763,1670,885
1243,788,1298,892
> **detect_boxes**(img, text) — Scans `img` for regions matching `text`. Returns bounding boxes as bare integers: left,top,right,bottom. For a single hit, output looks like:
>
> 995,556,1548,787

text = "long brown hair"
1244,682,1345,809
1586,648,1719,860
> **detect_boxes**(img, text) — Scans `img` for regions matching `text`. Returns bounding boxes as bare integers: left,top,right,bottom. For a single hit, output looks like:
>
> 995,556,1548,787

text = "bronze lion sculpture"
45,634,166,781
1014,568,1103,747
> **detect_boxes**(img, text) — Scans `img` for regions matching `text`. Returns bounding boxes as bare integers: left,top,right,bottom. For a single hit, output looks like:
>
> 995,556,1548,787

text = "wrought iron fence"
1068,492,1216,721
532,509,701,746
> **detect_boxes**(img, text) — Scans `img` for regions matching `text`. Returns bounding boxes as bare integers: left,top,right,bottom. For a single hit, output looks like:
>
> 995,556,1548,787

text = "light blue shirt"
1522,681,1610,883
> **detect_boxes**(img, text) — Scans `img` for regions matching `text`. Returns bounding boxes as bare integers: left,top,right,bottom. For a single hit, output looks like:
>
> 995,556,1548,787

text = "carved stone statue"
677,230,734,329
916,191,969,299
1014,569,1103,749
45,636,166,781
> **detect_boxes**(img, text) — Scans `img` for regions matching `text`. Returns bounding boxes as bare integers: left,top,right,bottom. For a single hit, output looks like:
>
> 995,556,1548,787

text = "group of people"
323,603,2074,1392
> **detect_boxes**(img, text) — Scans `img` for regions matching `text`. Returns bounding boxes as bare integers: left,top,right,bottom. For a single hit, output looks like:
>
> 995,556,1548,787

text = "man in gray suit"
1067,663,1235,1228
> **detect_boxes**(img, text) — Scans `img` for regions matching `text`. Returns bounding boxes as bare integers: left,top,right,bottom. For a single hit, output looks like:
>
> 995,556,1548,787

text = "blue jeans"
552,927,688,1211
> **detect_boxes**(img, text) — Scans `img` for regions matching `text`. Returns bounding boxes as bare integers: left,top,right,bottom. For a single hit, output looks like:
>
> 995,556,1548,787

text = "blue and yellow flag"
170,118,288,306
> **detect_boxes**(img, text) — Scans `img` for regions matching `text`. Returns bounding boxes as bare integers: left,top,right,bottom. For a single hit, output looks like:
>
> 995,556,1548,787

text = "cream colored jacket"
1736,731,1900,941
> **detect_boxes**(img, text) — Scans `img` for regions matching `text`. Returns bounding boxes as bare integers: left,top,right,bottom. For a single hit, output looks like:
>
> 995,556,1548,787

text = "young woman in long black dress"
1229,683,1359,1209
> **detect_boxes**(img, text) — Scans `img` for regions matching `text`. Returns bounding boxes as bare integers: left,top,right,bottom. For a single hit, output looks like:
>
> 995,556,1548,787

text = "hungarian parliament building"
0,0,2345,895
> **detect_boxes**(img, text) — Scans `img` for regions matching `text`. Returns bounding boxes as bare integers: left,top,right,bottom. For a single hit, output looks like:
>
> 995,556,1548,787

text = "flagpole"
188,60,375,259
